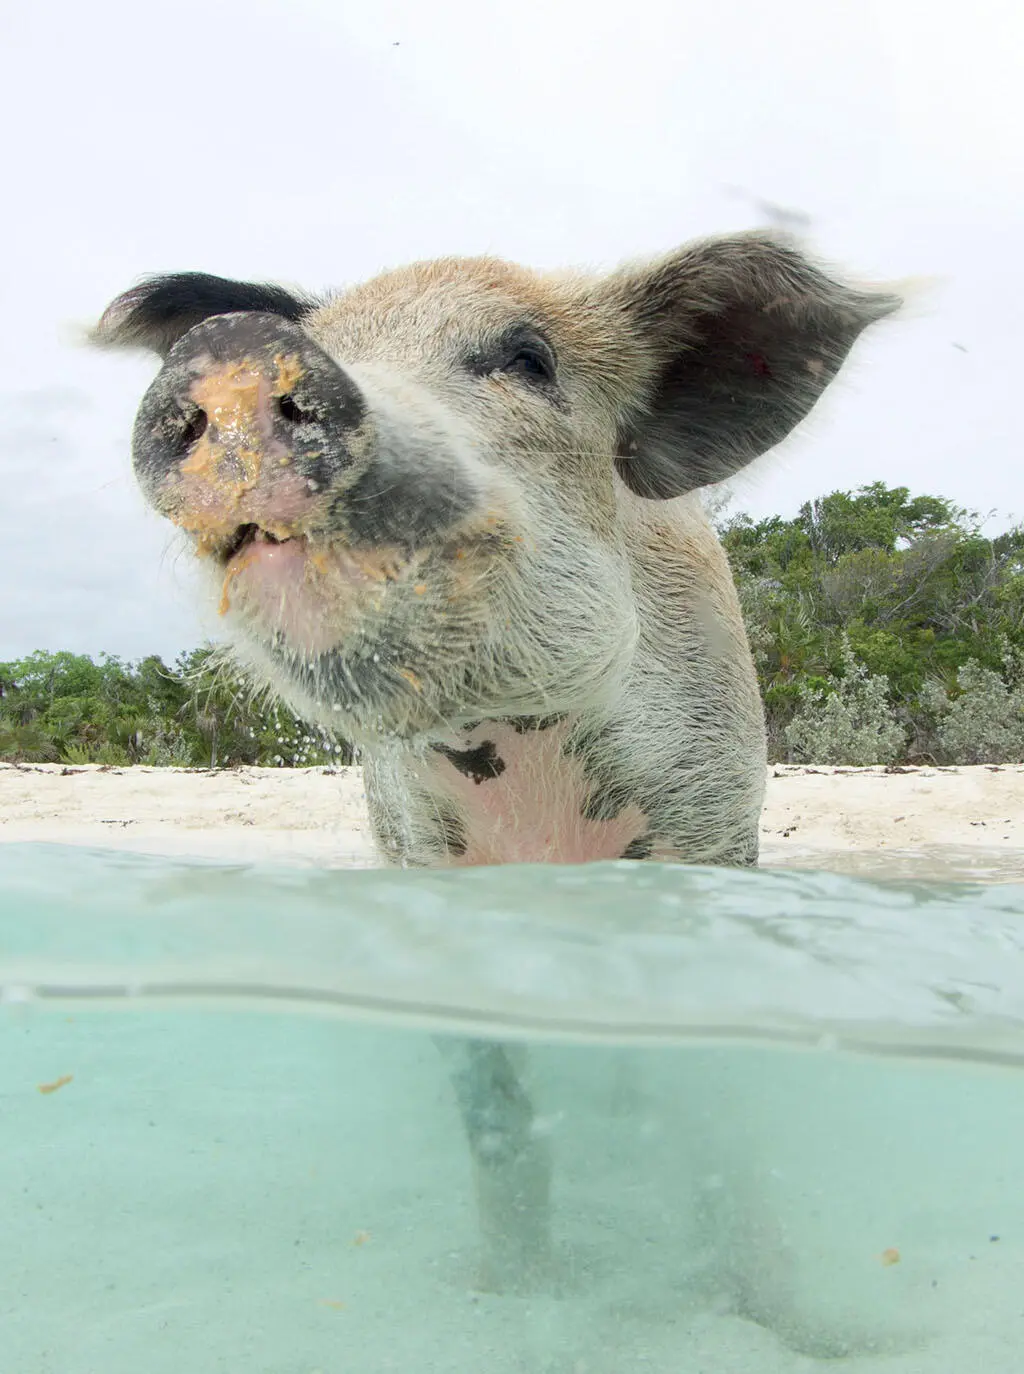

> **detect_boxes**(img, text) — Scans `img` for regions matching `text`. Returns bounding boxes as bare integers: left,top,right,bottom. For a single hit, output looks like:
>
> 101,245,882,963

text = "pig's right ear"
91,272,316,358
605,232,901,500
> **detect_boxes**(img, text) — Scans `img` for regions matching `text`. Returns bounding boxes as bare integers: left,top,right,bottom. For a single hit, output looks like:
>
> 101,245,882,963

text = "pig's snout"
132,311,366,551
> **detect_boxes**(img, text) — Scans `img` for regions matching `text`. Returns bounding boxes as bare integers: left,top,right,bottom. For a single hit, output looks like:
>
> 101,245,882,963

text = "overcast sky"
3,0,1021,661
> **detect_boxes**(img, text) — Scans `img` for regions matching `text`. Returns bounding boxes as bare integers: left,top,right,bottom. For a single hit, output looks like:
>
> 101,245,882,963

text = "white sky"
3,0,1021,661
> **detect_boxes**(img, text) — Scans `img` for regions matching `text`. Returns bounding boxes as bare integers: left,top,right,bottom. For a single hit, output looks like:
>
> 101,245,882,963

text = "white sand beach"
3,761,1024,879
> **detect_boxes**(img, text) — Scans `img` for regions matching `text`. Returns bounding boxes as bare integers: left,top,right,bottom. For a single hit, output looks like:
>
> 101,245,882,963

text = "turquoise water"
3,844,1024,1372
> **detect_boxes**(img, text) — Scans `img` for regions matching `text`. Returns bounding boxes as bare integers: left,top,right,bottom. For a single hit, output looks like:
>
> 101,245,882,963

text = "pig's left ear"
91,272,317,359
607,232,901,499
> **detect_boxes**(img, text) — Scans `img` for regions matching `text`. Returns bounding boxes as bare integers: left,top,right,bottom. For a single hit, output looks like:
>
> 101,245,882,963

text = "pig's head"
95,234,898,745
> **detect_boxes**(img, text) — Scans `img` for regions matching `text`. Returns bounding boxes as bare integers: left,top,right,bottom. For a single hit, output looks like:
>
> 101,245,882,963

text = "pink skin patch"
427,720,650,866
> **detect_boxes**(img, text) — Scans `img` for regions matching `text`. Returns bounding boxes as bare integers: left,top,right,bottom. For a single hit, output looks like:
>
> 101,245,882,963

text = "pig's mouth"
201,517,420,658
219,523,285,564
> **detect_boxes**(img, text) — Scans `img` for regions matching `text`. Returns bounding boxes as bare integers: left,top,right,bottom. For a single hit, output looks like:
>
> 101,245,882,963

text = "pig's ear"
91,272,316,358
607,232,900,499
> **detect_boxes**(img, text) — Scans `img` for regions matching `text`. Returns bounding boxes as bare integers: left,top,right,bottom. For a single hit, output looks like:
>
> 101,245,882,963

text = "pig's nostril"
168,405,208,459
276,394,315,426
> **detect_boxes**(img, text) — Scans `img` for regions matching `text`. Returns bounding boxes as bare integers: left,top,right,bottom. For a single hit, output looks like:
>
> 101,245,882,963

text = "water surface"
2,844,1023,1372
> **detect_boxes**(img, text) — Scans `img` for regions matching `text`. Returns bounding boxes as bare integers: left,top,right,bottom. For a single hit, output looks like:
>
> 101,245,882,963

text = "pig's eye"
469,331,558,389
500,346,552,384
500,341,556,385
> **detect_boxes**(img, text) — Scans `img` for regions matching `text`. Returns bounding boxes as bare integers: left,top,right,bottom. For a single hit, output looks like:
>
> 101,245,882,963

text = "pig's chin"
209,530,406,658
200,525,543,744
235,629,456,746
201,535,449,741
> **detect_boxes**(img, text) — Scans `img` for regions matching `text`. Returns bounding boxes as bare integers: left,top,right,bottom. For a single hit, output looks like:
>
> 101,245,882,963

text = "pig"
95,231,899,1289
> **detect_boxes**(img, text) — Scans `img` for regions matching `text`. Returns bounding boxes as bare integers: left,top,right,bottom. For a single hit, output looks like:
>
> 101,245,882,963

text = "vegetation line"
4,483,1023,768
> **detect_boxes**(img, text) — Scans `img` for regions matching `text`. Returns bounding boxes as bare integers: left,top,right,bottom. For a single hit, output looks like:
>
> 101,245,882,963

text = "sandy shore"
2,760,1024,879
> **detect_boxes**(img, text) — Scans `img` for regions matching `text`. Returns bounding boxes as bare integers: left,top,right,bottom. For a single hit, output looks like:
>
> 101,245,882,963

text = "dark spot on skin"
621,834,654,861
436,739,506,784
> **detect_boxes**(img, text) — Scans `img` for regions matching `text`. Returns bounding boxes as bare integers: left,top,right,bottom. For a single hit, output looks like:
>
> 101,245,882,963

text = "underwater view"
3,843,1023,1372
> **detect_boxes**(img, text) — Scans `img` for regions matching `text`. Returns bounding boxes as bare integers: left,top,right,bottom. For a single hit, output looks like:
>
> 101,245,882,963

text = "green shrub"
920,649,1024,764
785,638,907,765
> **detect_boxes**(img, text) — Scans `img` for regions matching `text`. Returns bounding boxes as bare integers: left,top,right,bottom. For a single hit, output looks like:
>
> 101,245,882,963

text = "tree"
719,482,1024,762
0,649,351,768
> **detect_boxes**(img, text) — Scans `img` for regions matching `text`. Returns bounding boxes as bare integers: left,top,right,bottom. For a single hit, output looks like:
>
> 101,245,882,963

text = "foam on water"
2,843,1024,1371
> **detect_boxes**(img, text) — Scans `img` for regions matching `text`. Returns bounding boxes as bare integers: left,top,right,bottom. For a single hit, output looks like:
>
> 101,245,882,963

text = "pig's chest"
419,719,654,866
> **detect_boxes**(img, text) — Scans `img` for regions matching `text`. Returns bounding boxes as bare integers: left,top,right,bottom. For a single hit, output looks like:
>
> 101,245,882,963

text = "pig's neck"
366,714,674,868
